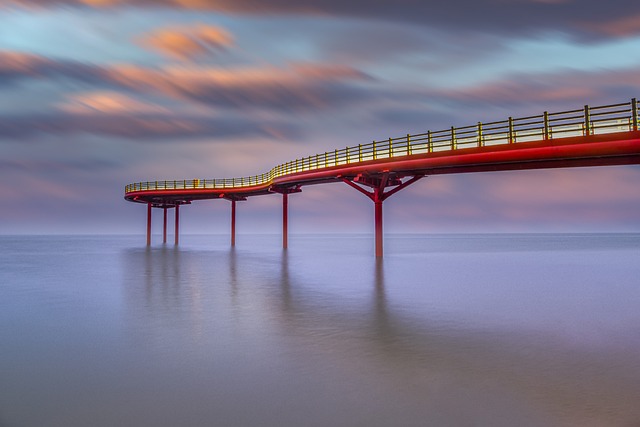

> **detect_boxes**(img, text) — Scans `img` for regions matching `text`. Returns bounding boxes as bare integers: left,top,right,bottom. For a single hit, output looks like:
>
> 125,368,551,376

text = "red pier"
127,99,640,256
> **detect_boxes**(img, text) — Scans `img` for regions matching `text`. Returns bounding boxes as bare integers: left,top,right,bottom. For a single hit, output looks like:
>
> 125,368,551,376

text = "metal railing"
125,98,639,193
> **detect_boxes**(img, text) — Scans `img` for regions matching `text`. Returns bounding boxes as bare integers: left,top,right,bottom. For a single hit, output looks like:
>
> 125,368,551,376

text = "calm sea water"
1,234,639,427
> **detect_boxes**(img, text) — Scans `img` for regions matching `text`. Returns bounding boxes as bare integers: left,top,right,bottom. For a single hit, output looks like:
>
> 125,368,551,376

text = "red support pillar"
146,203,152,246
341,174,423,257
163,207,168,244
283,193,288,249
374,197,383,258
231,200,236,247
174,204,180,246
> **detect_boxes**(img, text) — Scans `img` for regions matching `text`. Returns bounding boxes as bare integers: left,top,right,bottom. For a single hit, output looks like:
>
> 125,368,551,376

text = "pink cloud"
102,62,372,110
138,24,234,60
581,14,640,37
59,91,170,114
434,68,640,108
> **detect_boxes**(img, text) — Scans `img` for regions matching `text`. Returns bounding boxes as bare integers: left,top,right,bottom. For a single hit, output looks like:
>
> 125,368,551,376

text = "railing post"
451,126,456,150
346,147,350,164
373,140,377,160
584,105,591,136
335,149,338,166
543,111,550,140
427,130,432,153
477,121,483,147
407,134,411,155
388,137,393,157
508,117,514,144
358,144,362,161
632,98,638,131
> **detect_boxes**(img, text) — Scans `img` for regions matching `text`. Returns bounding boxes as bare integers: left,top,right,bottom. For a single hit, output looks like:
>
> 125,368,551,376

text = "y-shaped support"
342,173,424,257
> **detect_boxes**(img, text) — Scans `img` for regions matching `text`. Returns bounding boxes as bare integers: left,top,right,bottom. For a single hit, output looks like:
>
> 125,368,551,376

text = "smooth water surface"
1,234,639,427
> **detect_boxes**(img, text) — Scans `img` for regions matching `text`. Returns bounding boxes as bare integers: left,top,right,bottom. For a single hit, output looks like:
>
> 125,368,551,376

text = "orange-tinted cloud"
582,14,640,37
1,90,300,140
0,112,300,140
59,91,170,114
0,49,372,112
138,24,234,60
102,62,372,111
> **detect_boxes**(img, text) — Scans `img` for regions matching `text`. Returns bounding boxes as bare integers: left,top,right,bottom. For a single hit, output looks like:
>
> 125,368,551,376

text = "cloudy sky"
1,0,639,236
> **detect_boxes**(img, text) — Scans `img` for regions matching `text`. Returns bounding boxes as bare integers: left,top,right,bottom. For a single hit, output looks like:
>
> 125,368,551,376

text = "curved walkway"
125,99,640,255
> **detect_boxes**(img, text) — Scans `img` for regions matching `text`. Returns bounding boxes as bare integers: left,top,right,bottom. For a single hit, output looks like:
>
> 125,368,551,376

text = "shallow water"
1,234,639,427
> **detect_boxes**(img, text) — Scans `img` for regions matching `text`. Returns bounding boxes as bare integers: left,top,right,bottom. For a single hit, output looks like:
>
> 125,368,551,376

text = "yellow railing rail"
125,98,639,193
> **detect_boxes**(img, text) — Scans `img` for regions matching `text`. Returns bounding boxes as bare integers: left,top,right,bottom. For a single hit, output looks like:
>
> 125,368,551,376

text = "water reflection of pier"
122,245,640,426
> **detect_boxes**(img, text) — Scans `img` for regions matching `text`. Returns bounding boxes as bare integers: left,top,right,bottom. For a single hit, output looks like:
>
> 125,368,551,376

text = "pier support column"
374,198,383,258
174,204,180,246
270,185,302,250
163,208,168,244
283,193,288,249
231,200,236,247
221,195,246,247
341,173,424,257
146,203,152,246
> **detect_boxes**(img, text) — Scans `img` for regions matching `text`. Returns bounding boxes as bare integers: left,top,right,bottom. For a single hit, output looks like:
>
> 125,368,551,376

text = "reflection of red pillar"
374,199,383,258
283,193,288,249
163,208,168,244
146,203,152,246
174,205,180,246
231,200,236,247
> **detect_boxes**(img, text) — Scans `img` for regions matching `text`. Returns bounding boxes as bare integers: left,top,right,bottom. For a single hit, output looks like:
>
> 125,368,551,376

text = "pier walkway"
125,99,640,256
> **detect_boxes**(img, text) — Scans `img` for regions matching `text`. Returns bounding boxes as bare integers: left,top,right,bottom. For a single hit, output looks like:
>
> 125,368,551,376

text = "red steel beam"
125,133,640,205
